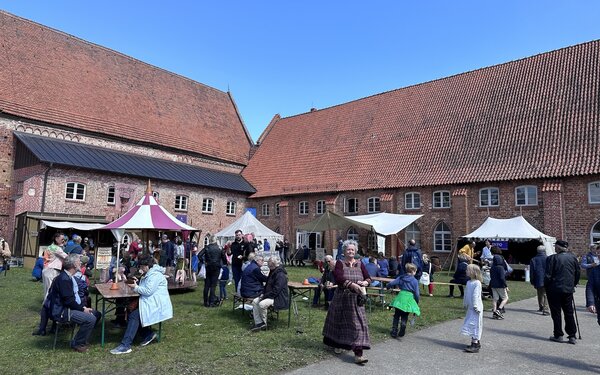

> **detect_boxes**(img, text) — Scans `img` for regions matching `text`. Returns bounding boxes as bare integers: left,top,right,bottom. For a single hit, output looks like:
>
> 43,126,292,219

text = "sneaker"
492,310,504,319
429,294,434,297
250,322,266,332
354,355,368,365
110,344,132,355
567,336,577,345
549,335,564,343
140,332,157,347
464,342,480,353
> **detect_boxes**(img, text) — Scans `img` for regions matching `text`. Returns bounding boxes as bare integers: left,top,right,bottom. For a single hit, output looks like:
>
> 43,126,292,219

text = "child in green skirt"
386,262,420,338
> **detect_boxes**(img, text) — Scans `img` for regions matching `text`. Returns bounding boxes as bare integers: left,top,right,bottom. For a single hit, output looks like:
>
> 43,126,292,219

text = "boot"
390,328,398,338
399,323,407,337
465,341,480,353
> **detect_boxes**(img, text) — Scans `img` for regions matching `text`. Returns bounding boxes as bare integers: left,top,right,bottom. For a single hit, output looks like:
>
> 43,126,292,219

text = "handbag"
198,263,206,279
419,263,431,286
504,259,513,277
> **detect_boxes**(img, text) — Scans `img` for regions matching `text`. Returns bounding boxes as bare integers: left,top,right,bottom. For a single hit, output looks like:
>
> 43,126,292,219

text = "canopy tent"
297,210,422,236
463,216,556,255
215,211,283,245
40,220,106,231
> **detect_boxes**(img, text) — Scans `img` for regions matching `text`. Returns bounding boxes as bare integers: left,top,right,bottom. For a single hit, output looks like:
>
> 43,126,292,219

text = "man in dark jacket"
231,230,245,292
400,239,423,280
50,254,101,352
251,256,289,331
448,256,469,298
240,254,267,298
529,245,549,315
545,240,580,344
585,243,600,326
201,235,227,307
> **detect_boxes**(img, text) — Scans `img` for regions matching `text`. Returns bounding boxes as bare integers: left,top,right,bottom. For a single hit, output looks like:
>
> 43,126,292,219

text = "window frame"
405,192,421,210
515,185,538,206
261,203,270,216
433,222,452,252
316,200,326,215
346,198,358,214
65,182,86,202
202,198,214,213
275,203,280,216
226,201,237,215
107,185,116,206
347,227,359,241
404,223,421,248
589,182,600,204
299,201,309,215
175,195,188,211
433,190,451,208
367,197,381,213
479,187,499,207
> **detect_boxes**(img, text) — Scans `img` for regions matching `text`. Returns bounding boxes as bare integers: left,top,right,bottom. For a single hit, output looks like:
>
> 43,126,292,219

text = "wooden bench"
232,294,254,314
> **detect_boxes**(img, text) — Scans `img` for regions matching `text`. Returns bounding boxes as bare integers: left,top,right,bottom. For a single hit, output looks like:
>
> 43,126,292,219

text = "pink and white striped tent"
103,191,196,231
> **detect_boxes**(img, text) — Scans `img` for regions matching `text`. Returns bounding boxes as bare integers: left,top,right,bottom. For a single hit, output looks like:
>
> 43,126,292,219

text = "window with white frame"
299,201,308,215
405,192,421,209
367,197,381,213
433,191,451,208
591,220,600,244
404,223,421,248
316,200,326,215
65,182,86,201
275,203,280,216
226,201,236,215
175,195,188,211
261,203,270,216
515,185,538,206
346,198,358,213
434,222,452,252
347,227,359,241
589,182,600,204
202,198,214,213
107,186,116,205
479,187,499,207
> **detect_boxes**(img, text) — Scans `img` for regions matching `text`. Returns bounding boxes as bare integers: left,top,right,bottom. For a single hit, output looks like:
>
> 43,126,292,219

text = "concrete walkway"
287,287,600,375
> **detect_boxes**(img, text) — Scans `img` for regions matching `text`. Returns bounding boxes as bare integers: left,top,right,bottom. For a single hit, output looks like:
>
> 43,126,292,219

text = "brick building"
243,40,600,262
0,11,256,266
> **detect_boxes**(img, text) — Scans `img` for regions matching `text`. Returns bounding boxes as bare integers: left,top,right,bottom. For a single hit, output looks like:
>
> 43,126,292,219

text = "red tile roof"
0,11,252,165
244,40,600,198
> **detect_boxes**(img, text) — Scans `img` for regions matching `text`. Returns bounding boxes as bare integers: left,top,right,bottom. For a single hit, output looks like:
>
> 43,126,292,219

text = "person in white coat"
461,264,483,353
110,253,173,354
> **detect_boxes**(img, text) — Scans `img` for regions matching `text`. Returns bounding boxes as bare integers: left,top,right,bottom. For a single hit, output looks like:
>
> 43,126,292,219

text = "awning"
40,220,106,231
297,210,422,236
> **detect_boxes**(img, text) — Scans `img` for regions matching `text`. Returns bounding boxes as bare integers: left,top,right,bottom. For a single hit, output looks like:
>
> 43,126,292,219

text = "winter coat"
544,251,580,294
240,261,267,298
387,273,420,304
489,254,508,288
134,264,173,327
262,266,289,311
529,252,547,289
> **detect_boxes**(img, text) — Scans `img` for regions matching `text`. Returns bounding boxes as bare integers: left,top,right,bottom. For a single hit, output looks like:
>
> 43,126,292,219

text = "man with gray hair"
544,240,580,344
65,235,83,254
529,245,549,315
251,256,289,331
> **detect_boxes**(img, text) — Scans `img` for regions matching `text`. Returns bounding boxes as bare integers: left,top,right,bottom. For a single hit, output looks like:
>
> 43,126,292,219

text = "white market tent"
215,211,283,246
464,216,556,255
348,212,423,236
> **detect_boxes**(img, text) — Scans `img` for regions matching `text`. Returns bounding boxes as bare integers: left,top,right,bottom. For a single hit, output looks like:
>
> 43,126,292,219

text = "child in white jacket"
461,264,483,353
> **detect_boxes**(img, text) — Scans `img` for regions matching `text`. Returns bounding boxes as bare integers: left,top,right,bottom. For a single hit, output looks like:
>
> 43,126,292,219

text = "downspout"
40,163,53,213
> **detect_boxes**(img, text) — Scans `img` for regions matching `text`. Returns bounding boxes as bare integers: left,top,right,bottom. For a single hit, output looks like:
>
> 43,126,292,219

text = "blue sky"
1,1,599,142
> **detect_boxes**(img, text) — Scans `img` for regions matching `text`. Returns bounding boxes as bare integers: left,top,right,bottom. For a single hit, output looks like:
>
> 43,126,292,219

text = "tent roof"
215,211,283,240
297,211,422,236
102,192,196,231
41,220,105,231
464,216,555,240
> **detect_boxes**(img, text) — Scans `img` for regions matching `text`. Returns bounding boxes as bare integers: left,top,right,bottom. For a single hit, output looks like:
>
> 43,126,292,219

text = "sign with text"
95,247,113,269
491,241,508,250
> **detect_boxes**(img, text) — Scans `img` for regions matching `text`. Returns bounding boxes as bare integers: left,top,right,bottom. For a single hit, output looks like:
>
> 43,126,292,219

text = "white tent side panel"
215,211,283,245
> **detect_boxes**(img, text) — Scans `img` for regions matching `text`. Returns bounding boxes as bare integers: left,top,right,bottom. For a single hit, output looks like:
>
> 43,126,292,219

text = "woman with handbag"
322,240,371,365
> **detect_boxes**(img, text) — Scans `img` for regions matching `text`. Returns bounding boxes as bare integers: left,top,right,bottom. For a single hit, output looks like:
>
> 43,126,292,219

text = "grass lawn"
1,266,535,375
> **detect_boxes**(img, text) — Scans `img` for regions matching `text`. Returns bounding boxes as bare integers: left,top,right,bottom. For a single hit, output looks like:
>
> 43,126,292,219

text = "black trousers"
203,267,220,306
546,291,576,338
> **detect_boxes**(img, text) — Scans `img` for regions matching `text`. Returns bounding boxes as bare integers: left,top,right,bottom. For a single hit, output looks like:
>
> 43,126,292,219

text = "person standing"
399,239,423,280
42,233,68,299
230,230,245,292
489,247,509,319
201,235,226,307
461,264,484,353
283,239,290,265
322,240,371,365
544,240,580,344
529,245,549,315
585,243,600,326
263,238,271,253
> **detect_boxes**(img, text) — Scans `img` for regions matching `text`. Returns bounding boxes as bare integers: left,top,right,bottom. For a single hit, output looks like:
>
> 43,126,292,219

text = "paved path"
287,287,600,375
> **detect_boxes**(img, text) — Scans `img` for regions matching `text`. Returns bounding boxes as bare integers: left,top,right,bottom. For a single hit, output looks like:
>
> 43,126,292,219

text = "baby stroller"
481,261,492,299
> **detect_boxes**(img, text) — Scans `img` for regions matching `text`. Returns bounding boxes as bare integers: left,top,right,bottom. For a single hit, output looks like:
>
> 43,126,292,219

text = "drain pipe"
40,163,53,213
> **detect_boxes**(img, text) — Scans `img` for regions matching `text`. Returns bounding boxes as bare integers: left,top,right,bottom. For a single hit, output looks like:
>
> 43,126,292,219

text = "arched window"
347,227,359,241
405,223,421,248
367,231,377,251
591,221,600,244
203,235,210,247
434,222,452,252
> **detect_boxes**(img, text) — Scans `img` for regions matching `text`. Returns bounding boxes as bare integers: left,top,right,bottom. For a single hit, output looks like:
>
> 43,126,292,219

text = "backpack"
404,249,423,278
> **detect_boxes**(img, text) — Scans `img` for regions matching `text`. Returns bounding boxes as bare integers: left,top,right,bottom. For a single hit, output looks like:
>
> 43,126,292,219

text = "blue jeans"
121,308,152,348
219,280,227,300
69,309,98,347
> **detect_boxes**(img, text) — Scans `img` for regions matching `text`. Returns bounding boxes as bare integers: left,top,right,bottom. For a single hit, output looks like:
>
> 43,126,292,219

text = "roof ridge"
0,10,228,96
280,39,600,121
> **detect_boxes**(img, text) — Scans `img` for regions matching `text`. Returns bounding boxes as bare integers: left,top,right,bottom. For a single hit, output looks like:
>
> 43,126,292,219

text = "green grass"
1,267,535,375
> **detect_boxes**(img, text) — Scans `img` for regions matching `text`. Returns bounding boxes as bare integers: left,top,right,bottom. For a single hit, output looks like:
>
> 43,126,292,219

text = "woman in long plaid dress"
322,240,372,365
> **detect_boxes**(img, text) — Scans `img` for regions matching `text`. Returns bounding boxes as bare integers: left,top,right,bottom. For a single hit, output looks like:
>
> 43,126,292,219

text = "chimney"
310,107,317,112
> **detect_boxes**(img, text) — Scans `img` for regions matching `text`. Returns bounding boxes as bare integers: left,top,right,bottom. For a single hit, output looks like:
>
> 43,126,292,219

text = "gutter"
40,163,53,213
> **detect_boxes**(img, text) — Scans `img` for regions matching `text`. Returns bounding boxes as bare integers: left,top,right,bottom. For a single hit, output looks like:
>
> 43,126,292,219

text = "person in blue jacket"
387,263,420,338
240,253,267,298
32,256,44,281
